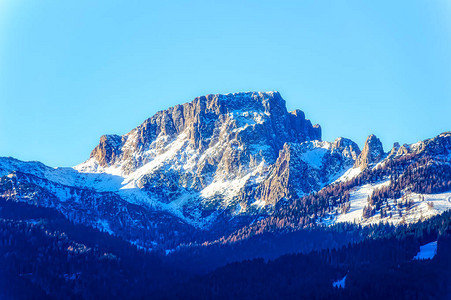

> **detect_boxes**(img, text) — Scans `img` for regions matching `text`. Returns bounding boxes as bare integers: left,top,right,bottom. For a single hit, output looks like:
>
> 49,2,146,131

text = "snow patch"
335,167,361,183
413,241,437,260
333,275,347,288
320,183,451,227
334,180,391,224
300,148,327,169
96,219,114,235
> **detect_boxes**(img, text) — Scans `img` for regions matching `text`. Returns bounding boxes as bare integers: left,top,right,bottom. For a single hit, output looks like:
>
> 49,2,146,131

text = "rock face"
256,138,360,205
90,135,123,167
83,91,321,174
75,92,334,225
386,142,401,160
354,134,384,169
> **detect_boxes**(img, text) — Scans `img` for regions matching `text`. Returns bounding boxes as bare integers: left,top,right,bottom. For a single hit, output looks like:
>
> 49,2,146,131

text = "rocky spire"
90,134,123,167
354,134,384,169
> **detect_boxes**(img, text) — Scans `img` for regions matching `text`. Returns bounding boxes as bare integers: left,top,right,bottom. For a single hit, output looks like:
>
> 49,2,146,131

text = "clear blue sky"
1,1,450,167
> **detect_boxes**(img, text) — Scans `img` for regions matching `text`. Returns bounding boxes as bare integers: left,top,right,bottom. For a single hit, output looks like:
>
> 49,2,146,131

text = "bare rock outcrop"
256,138,360,205
90,134,123,167
354,134,384,169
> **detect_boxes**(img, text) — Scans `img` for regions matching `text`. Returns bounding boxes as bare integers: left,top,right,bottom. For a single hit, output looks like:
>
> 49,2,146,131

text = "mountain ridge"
74,91,335,224
0,92,450,250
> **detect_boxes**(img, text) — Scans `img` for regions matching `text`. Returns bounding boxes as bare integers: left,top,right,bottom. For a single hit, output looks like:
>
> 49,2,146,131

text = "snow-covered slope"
321,181,451,226
413,241,438,260
320,131,451,227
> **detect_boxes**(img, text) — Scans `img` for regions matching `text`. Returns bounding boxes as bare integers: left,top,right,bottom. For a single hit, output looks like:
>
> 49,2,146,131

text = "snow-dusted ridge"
71,91,331,226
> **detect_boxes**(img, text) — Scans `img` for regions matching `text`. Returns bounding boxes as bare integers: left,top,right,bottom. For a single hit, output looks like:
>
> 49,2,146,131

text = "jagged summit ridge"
73,92,346,225
354,134,384,169
83,91,321,172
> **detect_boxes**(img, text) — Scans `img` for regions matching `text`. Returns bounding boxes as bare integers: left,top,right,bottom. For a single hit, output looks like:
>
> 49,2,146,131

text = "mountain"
0,92,450,250
75,91,344,221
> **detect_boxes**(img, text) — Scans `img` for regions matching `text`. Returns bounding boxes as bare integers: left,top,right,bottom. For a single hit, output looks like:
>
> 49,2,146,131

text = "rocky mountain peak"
331,137,360,160
90,134,123,167
70,92,336,225
83,92,322,175
354,134,384,169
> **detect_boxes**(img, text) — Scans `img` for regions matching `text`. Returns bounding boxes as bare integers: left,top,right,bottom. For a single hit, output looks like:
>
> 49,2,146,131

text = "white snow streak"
413,241,437,260
333,275,347,288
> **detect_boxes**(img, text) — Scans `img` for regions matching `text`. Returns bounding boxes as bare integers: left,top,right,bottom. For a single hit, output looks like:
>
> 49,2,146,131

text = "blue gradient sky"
1,1,450,167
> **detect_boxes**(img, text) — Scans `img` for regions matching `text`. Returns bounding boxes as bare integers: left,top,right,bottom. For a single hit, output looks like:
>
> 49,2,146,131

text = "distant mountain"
0,92,450,250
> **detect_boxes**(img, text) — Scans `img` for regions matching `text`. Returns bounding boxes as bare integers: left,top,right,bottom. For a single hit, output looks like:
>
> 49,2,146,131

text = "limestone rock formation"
75,92,329,223
256,138,360,205
354,134,384,169
90,135,123,167
85,92,321,175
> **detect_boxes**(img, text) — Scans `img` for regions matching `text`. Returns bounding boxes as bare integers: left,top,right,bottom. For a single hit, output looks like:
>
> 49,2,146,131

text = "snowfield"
335,167,362,183
336,180,391,224
319,179,451,227
413,241,437,260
